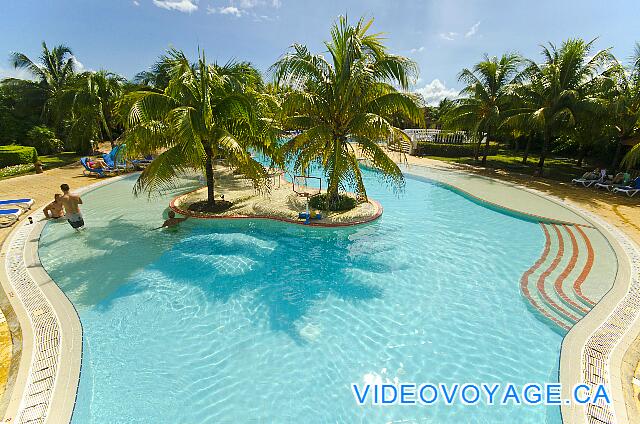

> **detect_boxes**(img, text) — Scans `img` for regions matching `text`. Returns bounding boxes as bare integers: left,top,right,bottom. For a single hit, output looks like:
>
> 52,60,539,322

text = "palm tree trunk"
611,139,623,173
537,131,549,170
203,143,215,205
522,136,531,165
326,138,341,209
474,134,482,162
481,134,491,166
577,144,586,168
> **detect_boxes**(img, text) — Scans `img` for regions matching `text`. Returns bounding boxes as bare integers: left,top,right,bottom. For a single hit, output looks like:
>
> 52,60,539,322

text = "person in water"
154,210,188,230
60,184,85,230
43,193,64,219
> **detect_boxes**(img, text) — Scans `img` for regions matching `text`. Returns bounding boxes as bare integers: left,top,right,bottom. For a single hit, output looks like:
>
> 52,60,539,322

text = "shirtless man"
153,210,188,230
60,184,85,230
43,194,64,219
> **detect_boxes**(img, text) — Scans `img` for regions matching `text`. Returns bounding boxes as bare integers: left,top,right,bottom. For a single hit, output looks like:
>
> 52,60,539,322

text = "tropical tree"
271,16,423,208
507,39,613,170
123,49,274,207
612,44,640,170
445,53,521,165
10,42,77,125
134,53,174,92
61,70,125,152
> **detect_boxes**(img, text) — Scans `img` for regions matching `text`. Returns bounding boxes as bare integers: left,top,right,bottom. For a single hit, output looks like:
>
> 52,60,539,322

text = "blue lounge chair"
0,207,26,228
80,157,117,177
103,145,127,171
612,177,640,197
0,198,34,209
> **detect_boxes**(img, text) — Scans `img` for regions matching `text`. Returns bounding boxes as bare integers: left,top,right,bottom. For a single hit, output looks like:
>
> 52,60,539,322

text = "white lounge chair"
612,185,640,197
573,169,607,188
0,208,26,228
0,198,34,209
612,177,640,197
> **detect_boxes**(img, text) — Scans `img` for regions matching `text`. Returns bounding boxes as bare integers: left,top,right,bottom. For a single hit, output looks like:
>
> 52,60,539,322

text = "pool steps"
520,223,597,333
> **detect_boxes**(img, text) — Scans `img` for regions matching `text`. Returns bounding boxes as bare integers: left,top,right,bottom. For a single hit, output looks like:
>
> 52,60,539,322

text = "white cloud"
71,56,87,73
215,6,247,18
439,32,458,41
409,46,425,54
153,0,198,13
415,79,459,106
465,21,481,38
208,0,280,19
133,0,140,5
0,67,33,81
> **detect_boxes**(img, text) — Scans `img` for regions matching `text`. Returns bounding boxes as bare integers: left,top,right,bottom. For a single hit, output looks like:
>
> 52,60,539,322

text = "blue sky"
1,0,639,104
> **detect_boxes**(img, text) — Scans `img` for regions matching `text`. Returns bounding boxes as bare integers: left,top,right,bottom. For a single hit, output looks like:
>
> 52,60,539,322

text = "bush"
0,163,35,178
25,125,64,155
309,193,357,211
416,141,498,158
0,145,38,168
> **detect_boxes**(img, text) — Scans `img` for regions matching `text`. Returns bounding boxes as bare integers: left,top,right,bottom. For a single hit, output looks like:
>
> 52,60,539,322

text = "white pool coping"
0,168,637,424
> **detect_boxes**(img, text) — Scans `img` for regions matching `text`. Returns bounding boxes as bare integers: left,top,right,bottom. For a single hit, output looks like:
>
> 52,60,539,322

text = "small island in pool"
169,167,383,227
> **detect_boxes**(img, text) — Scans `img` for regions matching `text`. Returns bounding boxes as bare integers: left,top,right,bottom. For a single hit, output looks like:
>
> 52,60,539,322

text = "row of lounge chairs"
572,170,640,197
81,145,153,178
0,198,34,228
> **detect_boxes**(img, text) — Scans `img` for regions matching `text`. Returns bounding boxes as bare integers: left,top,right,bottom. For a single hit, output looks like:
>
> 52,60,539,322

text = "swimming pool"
39,171,562,423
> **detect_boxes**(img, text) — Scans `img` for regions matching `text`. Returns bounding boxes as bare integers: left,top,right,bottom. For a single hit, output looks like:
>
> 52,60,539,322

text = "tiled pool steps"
521,223,597,332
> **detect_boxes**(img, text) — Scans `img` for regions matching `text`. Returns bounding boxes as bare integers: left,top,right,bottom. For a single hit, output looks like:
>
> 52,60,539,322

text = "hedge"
0,145,38,168
415,141,498,158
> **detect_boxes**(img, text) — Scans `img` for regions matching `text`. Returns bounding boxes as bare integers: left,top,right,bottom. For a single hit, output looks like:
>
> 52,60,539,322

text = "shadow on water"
153,221,390,342
39,215,182,308
100,219,391,343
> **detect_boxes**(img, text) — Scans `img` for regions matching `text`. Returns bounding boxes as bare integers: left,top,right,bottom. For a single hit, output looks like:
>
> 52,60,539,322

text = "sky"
1,0,639,104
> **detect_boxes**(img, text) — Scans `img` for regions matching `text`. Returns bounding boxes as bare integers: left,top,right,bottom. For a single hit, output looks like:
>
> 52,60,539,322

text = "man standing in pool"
60,184,85,230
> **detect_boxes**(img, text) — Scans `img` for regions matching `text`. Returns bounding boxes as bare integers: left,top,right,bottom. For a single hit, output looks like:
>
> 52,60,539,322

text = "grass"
423,149,587,182
0,151,83,180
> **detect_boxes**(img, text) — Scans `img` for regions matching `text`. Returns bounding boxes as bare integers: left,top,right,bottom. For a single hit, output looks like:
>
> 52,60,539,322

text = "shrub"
0,163,35,178
309,193,357,211
25,125,64,155
415,141,498,158
0,145,38,168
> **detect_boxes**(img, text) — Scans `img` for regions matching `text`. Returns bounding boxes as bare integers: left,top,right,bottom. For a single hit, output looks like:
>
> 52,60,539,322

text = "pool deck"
0,158,639,423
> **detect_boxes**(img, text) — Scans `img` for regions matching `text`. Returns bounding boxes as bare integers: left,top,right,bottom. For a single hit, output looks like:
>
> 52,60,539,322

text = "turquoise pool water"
39,171,562,423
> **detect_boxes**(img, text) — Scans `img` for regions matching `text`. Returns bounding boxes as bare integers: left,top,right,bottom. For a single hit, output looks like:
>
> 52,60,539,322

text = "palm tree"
271,16,422,209
611,44,640,170
507,39,613,170
445,53,521,165
123,49,273,207
62,70,125,152
10,42,77,124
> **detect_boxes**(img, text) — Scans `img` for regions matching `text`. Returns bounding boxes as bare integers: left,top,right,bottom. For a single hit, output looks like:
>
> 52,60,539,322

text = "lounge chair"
595,173,632,191
612,177,640,197
0,198,34,209
80,157,118,177
573,169,607,188
0,208,26,228
102,145,127,171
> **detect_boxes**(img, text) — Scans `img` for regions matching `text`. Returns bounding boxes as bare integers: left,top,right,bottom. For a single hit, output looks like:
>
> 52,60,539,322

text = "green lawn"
423,149,587,182
40,151,83,169
0,151,83,180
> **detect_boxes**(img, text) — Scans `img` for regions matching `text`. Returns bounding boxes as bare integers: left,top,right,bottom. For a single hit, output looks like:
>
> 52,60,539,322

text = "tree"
271,16,422,208
10,42,76,126
507,39,613,170
62,71,125,153
445,53,521,165
123,49,274,207
611,44,640,170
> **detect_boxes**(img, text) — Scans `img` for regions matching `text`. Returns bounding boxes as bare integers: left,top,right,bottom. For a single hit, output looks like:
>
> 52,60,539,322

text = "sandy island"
169,167,382,227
